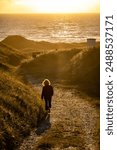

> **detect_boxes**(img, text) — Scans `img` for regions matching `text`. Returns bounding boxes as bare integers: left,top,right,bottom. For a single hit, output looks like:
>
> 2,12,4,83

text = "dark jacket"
41,85,53,100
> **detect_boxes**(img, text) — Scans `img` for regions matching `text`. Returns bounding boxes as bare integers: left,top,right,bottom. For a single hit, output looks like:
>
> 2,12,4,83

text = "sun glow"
0,0,99,14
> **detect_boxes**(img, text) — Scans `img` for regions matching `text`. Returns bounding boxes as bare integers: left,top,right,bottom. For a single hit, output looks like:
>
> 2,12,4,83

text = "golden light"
15,0,99,13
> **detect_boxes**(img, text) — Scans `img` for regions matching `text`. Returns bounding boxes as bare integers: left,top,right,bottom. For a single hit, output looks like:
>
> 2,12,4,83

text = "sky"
0,0,100,14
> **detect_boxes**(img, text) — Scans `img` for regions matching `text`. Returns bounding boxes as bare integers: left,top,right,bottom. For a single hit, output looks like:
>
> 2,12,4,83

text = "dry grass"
34,121,85,150
69,46,100,96
2,35,100,52
19,45,100,96
19,48,81,79
0,42,27,72
0,71,45,150
0,41,45,150
0,36,100,149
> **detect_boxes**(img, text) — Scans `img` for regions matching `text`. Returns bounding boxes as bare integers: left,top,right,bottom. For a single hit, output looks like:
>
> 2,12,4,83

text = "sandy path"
18,85,99,150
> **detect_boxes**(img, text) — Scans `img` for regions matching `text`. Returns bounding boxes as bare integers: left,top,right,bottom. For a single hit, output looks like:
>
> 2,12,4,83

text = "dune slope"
69,47,100,95
19,47,100,96
0,71,45,150
2,35,90,51
0,42,27,71
0,41,45,150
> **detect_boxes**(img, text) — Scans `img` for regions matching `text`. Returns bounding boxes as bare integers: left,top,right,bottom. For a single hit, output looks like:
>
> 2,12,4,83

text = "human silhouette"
41,79,54,112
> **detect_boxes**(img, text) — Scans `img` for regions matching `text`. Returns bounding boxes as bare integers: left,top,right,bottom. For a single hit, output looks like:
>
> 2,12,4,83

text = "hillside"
0,71,45,150
19,46,100,96
0,36,100,150
0,42,27,71
69,47,100,95
0,41,45,150
19,48,81,79
2,35,98,52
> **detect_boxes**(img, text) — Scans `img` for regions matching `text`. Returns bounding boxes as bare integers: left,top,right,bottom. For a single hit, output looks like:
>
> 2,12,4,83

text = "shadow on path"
35,113,51,135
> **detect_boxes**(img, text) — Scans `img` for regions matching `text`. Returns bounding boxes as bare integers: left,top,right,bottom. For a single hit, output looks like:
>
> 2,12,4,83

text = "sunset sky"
0,0,100,14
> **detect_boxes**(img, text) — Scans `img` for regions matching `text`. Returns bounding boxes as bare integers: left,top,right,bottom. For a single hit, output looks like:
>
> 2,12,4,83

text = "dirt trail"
18,85,99,150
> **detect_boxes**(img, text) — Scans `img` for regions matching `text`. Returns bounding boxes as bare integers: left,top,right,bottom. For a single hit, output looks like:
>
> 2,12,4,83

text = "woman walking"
41,79,54,112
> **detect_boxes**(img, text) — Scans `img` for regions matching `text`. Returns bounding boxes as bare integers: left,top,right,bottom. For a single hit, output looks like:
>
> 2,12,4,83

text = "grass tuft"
0,71,44,150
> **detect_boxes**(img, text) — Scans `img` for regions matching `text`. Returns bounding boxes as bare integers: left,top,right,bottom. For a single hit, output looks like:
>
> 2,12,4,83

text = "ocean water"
0,14,100,43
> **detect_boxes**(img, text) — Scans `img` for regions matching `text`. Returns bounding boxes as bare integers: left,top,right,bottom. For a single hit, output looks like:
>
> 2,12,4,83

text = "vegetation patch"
35,123,85,150
0,71,45,150
19,46,100,96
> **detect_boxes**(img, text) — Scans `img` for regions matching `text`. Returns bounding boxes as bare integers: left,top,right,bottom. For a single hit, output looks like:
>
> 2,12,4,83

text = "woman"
41,79,54,112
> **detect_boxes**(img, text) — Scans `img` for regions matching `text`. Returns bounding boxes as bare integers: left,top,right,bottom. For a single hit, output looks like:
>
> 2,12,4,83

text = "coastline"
1,35,100,52
0,13,100,43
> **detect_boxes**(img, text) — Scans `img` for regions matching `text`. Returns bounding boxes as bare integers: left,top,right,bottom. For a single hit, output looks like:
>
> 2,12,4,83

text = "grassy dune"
0,71,45,150
2,35,99,52
19,48,81,79
19,46,100,96
0,42,27,71
0,35,100,149
0,40,45,150
69,47,100,96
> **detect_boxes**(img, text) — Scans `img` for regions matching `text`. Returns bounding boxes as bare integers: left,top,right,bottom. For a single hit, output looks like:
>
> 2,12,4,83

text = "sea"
0,13,100,43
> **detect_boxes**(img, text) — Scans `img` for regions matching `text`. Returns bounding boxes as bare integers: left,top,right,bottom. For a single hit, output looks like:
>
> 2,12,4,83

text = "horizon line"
0,12,100,15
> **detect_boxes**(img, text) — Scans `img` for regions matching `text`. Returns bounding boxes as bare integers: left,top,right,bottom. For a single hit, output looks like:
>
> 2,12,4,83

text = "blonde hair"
42,79,51,86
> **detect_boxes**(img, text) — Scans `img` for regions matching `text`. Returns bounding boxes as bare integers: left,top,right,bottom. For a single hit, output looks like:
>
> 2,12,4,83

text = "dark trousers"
45,98,52,110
